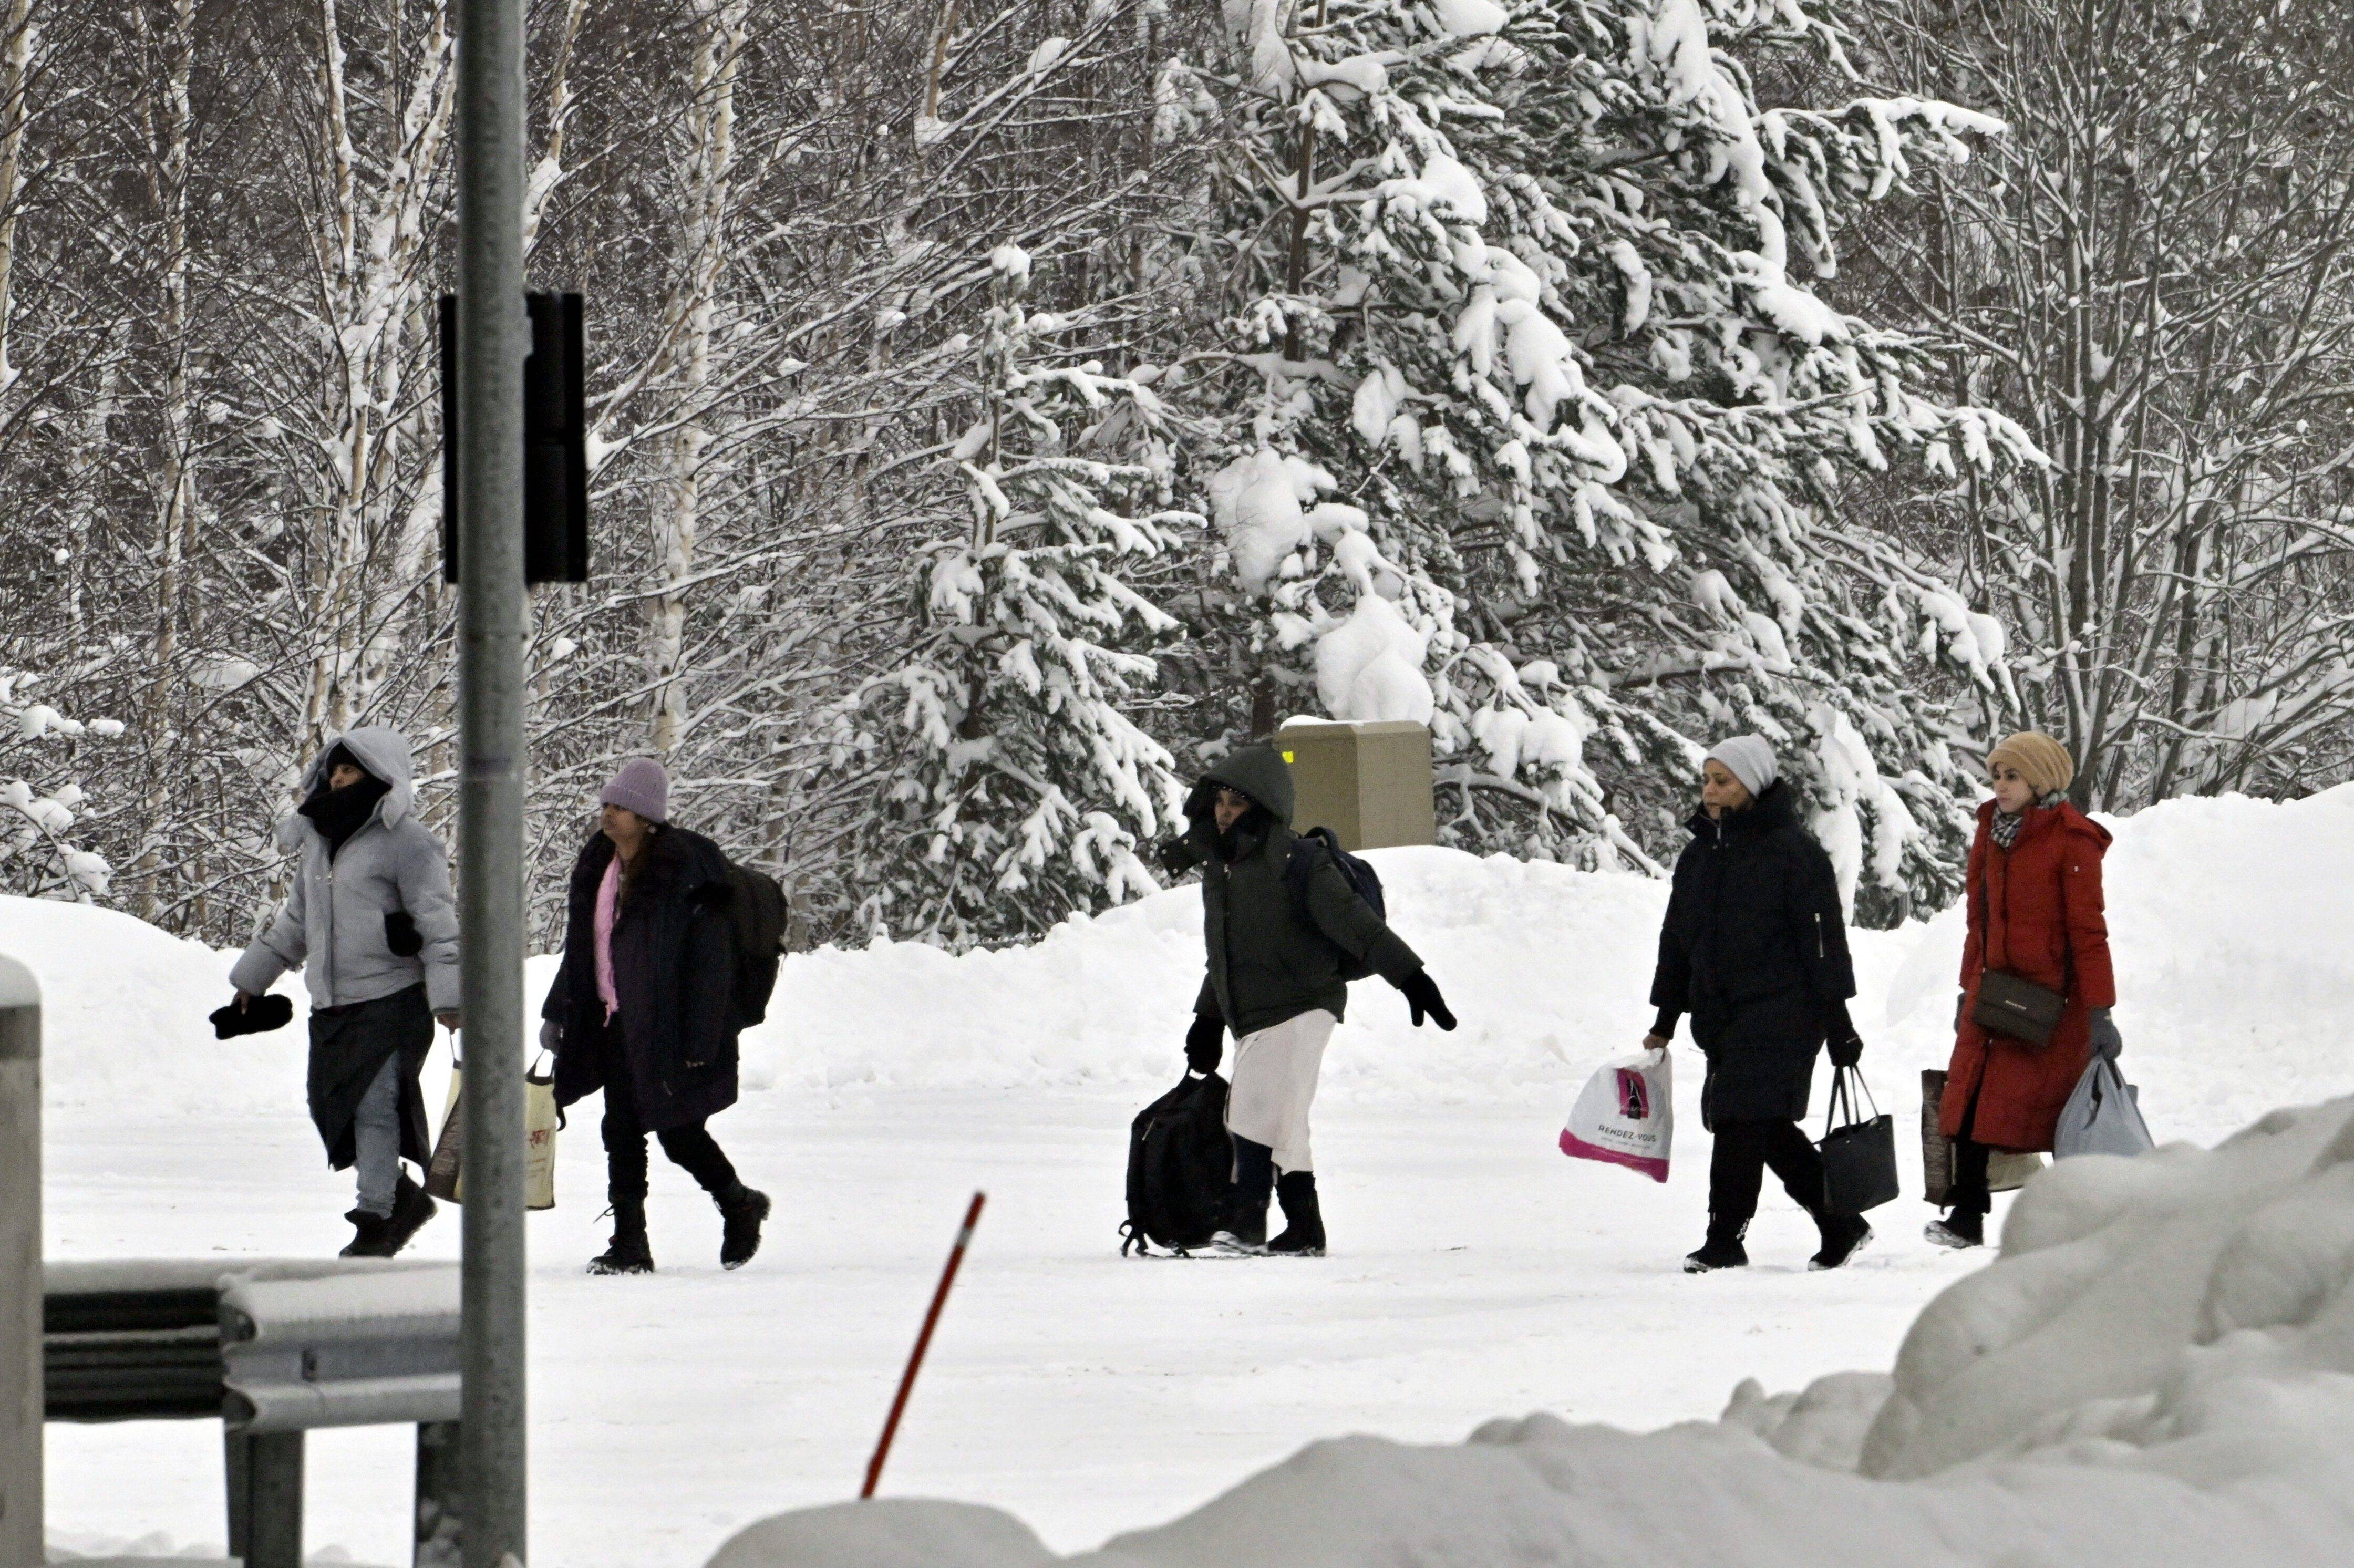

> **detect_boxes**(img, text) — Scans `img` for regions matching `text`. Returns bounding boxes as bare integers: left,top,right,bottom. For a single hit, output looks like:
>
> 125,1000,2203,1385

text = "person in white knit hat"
1643,735,1873,1273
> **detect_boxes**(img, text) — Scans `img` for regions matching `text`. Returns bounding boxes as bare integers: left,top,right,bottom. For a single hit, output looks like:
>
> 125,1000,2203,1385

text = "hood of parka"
277,725,418,850
1193,745,1297,829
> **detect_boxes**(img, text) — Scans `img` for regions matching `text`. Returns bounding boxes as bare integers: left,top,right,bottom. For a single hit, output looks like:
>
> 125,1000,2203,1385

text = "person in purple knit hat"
540,758,771,1273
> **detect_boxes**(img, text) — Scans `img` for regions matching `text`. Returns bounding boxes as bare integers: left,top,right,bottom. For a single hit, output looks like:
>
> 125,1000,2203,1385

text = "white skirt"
1226,1008,1338,1173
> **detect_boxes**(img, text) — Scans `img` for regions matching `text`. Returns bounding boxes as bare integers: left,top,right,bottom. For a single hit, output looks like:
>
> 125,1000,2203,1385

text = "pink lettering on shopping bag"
1560,1046,1674,1183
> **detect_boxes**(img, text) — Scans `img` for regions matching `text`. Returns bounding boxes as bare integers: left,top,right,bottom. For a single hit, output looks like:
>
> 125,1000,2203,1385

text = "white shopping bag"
1559,1045,1673,1182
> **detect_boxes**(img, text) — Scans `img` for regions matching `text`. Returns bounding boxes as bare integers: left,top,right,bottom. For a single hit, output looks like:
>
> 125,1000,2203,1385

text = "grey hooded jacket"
230,727,461,1012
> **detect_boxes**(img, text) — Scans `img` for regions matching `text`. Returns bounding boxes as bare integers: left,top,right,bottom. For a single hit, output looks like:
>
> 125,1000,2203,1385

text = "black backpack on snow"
717,855,789,1028
1120,1071,1235,1255
1284,826,1387,982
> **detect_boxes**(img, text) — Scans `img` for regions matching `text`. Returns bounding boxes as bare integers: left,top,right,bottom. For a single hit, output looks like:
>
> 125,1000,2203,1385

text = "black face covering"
1215,804,1270,861
299,751,391,860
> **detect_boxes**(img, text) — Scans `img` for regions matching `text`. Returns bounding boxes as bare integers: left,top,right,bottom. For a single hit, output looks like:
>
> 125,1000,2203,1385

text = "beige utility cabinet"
1276,719,1436,850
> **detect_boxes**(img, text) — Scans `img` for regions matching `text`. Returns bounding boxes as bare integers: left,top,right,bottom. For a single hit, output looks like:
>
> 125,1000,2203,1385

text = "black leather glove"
385,911,422,956
1400,969,1457,1030
2090,1007,2122,1061
1828,1030,1864,1069
1185,1014,1224,1074
211,993,295,1039
1155,835,1196,876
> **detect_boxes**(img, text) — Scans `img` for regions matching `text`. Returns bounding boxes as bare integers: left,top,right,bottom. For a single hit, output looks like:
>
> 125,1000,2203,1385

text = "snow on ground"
15,786,2354,1565
719,1097,2354,1568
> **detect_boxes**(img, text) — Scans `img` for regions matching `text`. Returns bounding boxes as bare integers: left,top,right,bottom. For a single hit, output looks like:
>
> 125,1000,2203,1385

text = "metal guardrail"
43,1260,463,1568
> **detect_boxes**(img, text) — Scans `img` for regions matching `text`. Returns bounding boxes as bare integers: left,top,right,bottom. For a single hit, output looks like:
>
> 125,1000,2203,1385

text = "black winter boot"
380,1172,438,1257
1925,1207,1984,1250
1212,1137,1274,1255
1809,1212,1873,1271
1267,1172,1326,1256
339,1208,394,1258
1684,1217,1750,1273
717,1184,771,1270
588,1201,655,1275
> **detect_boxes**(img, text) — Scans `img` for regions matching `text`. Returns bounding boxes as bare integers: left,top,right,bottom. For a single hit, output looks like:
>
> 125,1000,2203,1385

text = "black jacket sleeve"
1649,856,1693,1014
1194,974,1222,1022
1788,835,1858,1013
542,942,575,1025
679,898,739,1068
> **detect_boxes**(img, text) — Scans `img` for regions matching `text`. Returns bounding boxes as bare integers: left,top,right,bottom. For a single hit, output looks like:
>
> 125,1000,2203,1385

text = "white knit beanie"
1703,735,1779,799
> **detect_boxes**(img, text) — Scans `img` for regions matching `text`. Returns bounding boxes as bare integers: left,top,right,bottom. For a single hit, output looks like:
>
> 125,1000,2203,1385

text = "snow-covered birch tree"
1847,0,2354,809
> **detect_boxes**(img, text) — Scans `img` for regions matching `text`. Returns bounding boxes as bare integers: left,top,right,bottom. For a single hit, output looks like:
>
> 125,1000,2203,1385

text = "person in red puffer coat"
1930,731,2120,1249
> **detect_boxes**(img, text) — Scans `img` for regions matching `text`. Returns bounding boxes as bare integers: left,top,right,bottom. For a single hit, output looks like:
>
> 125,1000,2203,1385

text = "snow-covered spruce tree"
833,245,1201,948
0,668,122,901
1180,0,2038,917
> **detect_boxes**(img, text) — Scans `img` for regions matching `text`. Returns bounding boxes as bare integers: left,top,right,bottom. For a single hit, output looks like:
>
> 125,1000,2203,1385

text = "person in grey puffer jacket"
229,726,460,1257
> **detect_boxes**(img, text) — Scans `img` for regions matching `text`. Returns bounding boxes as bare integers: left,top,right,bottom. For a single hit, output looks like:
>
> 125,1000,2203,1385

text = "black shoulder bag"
1817,1066,1899,1217
1971,970,2066,1048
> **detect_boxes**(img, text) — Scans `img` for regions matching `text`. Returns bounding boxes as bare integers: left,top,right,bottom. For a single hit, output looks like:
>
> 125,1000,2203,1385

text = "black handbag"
1971,969,2066,1048
1818,1066,1899,1217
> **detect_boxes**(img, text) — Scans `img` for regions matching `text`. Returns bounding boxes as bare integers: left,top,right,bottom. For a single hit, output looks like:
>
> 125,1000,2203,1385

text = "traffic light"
439,293,588,584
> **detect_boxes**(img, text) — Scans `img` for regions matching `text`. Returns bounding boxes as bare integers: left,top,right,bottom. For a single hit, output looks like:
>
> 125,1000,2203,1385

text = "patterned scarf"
1990,791,2068,850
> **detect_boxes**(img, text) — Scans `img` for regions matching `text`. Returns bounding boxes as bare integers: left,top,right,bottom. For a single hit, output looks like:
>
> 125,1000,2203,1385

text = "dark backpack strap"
1284,828,1335,906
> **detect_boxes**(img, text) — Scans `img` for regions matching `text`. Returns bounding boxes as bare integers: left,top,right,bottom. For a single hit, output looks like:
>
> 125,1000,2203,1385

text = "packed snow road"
46,1085,1973,1566
24,785,2354,1564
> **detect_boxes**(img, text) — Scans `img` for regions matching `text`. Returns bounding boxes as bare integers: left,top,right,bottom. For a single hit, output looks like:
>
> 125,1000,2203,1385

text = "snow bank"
11,784,2354,1123
758,845,1664,1103
711,1097,2354,1567
0,894,314,1115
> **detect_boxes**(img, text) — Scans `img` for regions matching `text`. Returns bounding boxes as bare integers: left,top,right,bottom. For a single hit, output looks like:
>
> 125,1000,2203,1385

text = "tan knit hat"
1985,731,2074,796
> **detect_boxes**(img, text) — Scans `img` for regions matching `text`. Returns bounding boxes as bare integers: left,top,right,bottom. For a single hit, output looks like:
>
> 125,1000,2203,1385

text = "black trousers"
1945,1085,1993,1217
596,1017,738,1206
1709,1118,1826,1225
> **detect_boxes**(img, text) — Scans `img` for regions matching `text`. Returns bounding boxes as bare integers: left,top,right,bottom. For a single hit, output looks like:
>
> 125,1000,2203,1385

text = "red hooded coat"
1939,798,2116,1152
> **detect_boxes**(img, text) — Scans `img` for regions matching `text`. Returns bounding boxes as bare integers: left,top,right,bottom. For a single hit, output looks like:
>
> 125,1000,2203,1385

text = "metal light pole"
0,957,39,1568
454,0,529,1564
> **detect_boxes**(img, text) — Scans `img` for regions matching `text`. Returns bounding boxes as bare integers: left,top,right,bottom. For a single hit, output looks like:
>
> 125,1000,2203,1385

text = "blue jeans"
354,1053,404,1216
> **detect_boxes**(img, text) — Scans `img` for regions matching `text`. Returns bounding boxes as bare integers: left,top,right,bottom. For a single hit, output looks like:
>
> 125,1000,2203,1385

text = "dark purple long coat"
542,824,741,1132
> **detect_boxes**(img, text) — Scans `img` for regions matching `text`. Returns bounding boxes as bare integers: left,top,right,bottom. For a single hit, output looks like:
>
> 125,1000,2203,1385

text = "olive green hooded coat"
1178,746,1422,1039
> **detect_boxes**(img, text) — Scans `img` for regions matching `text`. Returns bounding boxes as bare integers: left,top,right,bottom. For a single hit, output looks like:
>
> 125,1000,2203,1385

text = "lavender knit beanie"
600,758,670,824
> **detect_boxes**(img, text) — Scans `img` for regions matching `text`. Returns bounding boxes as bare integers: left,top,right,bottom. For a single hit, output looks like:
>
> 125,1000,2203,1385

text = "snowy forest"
1,0,2350,949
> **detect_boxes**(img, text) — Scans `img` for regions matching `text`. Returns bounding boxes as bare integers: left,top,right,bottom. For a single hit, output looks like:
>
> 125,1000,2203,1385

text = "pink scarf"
593,856,623,1020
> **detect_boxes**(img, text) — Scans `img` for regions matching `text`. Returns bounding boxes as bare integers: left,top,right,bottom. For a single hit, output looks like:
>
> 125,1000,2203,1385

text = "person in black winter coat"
1646,735,1872,1273
1157,744,1455,1257
541,759,770,1274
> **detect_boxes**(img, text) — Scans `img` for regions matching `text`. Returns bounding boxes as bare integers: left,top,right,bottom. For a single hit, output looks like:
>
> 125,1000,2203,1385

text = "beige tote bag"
426,1051,559,1211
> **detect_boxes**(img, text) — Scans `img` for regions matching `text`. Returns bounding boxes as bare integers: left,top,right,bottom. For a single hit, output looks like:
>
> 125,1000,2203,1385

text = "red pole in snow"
861,1190,986,1500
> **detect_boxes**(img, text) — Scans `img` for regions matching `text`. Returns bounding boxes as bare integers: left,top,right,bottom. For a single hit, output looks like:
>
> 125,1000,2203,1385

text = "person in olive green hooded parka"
1157,745,1457,1257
